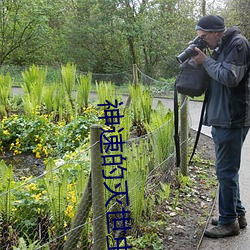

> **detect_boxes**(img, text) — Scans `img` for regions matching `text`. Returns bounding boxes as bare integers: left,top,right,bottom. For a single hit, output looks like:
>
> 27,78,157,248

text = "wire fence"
0,66,190,249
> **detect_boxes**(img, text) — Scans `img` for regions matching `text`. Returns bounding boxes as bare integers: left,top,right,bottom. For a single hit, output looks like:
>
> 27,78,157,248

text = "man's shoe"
204,222,240,238
211,214,247,229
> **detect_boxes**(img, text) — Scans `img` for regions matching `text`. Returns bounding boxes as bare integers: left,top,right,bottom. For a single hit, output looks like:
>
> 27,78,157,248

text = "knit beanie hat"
195,15,225,32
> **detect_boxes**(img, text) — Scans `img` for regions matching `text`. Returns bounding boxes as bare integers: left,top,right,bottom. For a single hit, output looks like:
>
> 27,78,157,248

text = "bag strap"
174,80,180,168
189,91,208,164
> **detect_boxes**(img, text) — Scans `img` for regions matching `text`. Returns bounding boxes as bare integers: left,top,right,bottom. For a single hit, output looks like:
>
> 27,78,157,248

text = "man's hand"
192,47,207,64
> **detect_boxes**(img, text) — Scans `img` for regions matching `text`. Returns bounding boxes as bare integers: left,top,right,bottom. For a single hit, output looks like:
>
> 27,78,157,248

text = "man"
192,15,250,238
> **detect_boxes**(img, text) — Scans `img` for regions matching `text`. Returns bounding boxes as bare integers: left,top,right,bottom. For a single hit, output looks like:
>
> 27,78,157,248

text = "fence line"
0,64,190,249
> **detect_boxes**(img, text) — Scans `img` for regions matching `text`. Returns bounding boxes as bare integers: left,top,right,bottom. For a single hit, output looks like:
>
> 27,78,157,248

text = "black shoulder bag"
174,58,210,168
175,58,208,97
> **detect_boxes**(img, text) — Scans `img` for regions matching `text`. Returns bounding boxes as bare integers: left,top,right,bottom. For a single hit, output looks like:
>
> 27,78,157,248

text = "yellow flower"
32,193,42,201
65,205,74,218
26,183,37,191
3,130,9,135
36,152,41,159
71,195,76,204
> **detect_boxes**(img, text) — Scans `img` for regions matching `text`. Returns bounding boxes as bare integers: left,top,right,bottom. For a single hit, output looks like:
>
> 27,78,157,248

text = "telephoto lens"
176,36,208,63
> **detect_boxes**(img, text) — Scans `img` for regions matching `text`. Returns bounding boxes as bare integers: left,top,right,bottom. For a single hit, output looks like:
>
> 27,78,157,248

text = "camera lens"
176,45,198,63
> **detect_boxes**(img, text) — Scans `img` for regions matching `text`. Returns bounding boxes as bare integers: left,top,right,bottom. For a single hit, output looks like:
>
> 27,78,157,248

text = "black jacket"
203,26,250,128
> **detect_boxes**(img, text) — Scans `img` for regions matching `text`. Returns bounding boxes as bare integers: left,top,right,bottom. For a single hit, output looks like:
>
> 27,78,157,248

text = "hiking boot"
211,214,247,229
204,222,240,238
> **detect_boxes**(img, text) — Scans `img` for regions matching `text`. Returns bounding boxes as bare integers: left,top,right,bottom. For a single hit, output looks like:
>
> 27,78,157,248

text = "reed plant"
60,63,76,103
76,72,92,112
104,137,152,228
126,138,152,226
43,84,56,114
129,83,152,134
0,73,12,117
96,81,122,108
21,65,47,118
52,82,73,122
43,159,69,239
0,161,14,223
145,100,174,164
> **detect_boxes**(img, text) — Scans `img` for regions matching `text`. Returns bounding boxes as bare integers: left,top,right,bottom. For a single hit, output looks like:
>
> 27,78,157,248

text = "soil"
150,130,217,250
0,152,45,181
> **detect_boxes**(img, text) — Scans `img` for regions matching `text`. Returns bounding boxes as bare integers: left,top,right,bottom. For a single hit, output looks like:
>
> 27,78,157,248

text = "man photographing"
192,15,250,238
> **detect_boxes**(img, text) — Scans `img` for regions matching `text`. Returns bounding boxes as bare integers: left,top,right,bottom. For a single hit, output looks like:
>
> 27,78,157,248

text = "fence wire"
0,67,190,249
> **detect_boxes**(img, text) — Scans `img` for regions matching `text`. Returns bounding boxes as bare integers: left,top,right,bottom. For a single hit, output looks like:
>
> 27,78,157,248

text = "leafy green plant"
13,236,44,250
0,161,15,222
76,72,92,111
43,84,56,114
145,100,174,164
96,81,122,108
60,62,76,103
159,182,171,201
129,83,153,127
0,111,98,158
126,233,163,249
126,139,152,226
0,73,12,117
12,176,49,241
178,173,192,189
172,190,180,210
21,65,47,118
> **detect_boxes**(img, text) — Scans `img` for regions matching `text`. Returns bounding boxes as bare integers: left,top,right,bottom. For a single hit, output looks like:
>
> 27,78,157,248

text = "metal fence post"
91,124,107,250
180,94,189,176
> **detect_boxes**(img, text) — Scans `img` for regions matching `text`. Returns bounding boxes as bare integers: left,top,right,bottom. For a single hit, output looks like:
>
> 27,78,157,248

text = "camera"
176,36,208,64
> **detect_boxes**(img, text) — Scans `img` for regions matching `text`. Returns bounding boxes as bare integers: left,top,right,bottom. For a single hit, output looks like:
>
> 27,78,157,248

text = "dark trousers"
211,126,249,225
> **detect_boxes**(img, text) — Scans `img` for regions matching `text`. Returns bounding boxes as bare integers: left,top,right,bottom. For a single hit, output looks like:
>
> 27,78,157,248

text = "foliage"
0,73,12,117
0,147,91,248
0,67,181,248
61,63,76,102
126,232,163,249
129,83,153,135
125,139,153,227
96,81,122,108
76,72,92,110
0,0,52,65
21,65,47,118
0,0,235,78
0,161,15,222
145,100,175,164
0,110,98,158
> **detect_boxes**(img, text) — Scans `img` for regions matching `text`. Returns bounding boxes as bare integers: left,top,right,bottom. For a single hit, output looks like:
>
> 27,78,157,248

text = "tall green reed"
96,81,122,107
0,161,14,222
43,84,55,114
126,138,152,226
43,159,68,232
76,72,92,112
21,65,47,118
0,73,12,117
129,83,152,135
61,63,76,103
145,100,174,164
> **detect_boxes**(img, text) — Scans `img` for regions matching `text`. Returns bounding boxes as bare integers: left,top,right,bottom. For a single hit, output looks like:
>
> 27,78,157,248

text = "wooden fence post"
125,64,138,111
91,124,107,250
63,175,92,250
180,94,188,176
133,64,138,85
